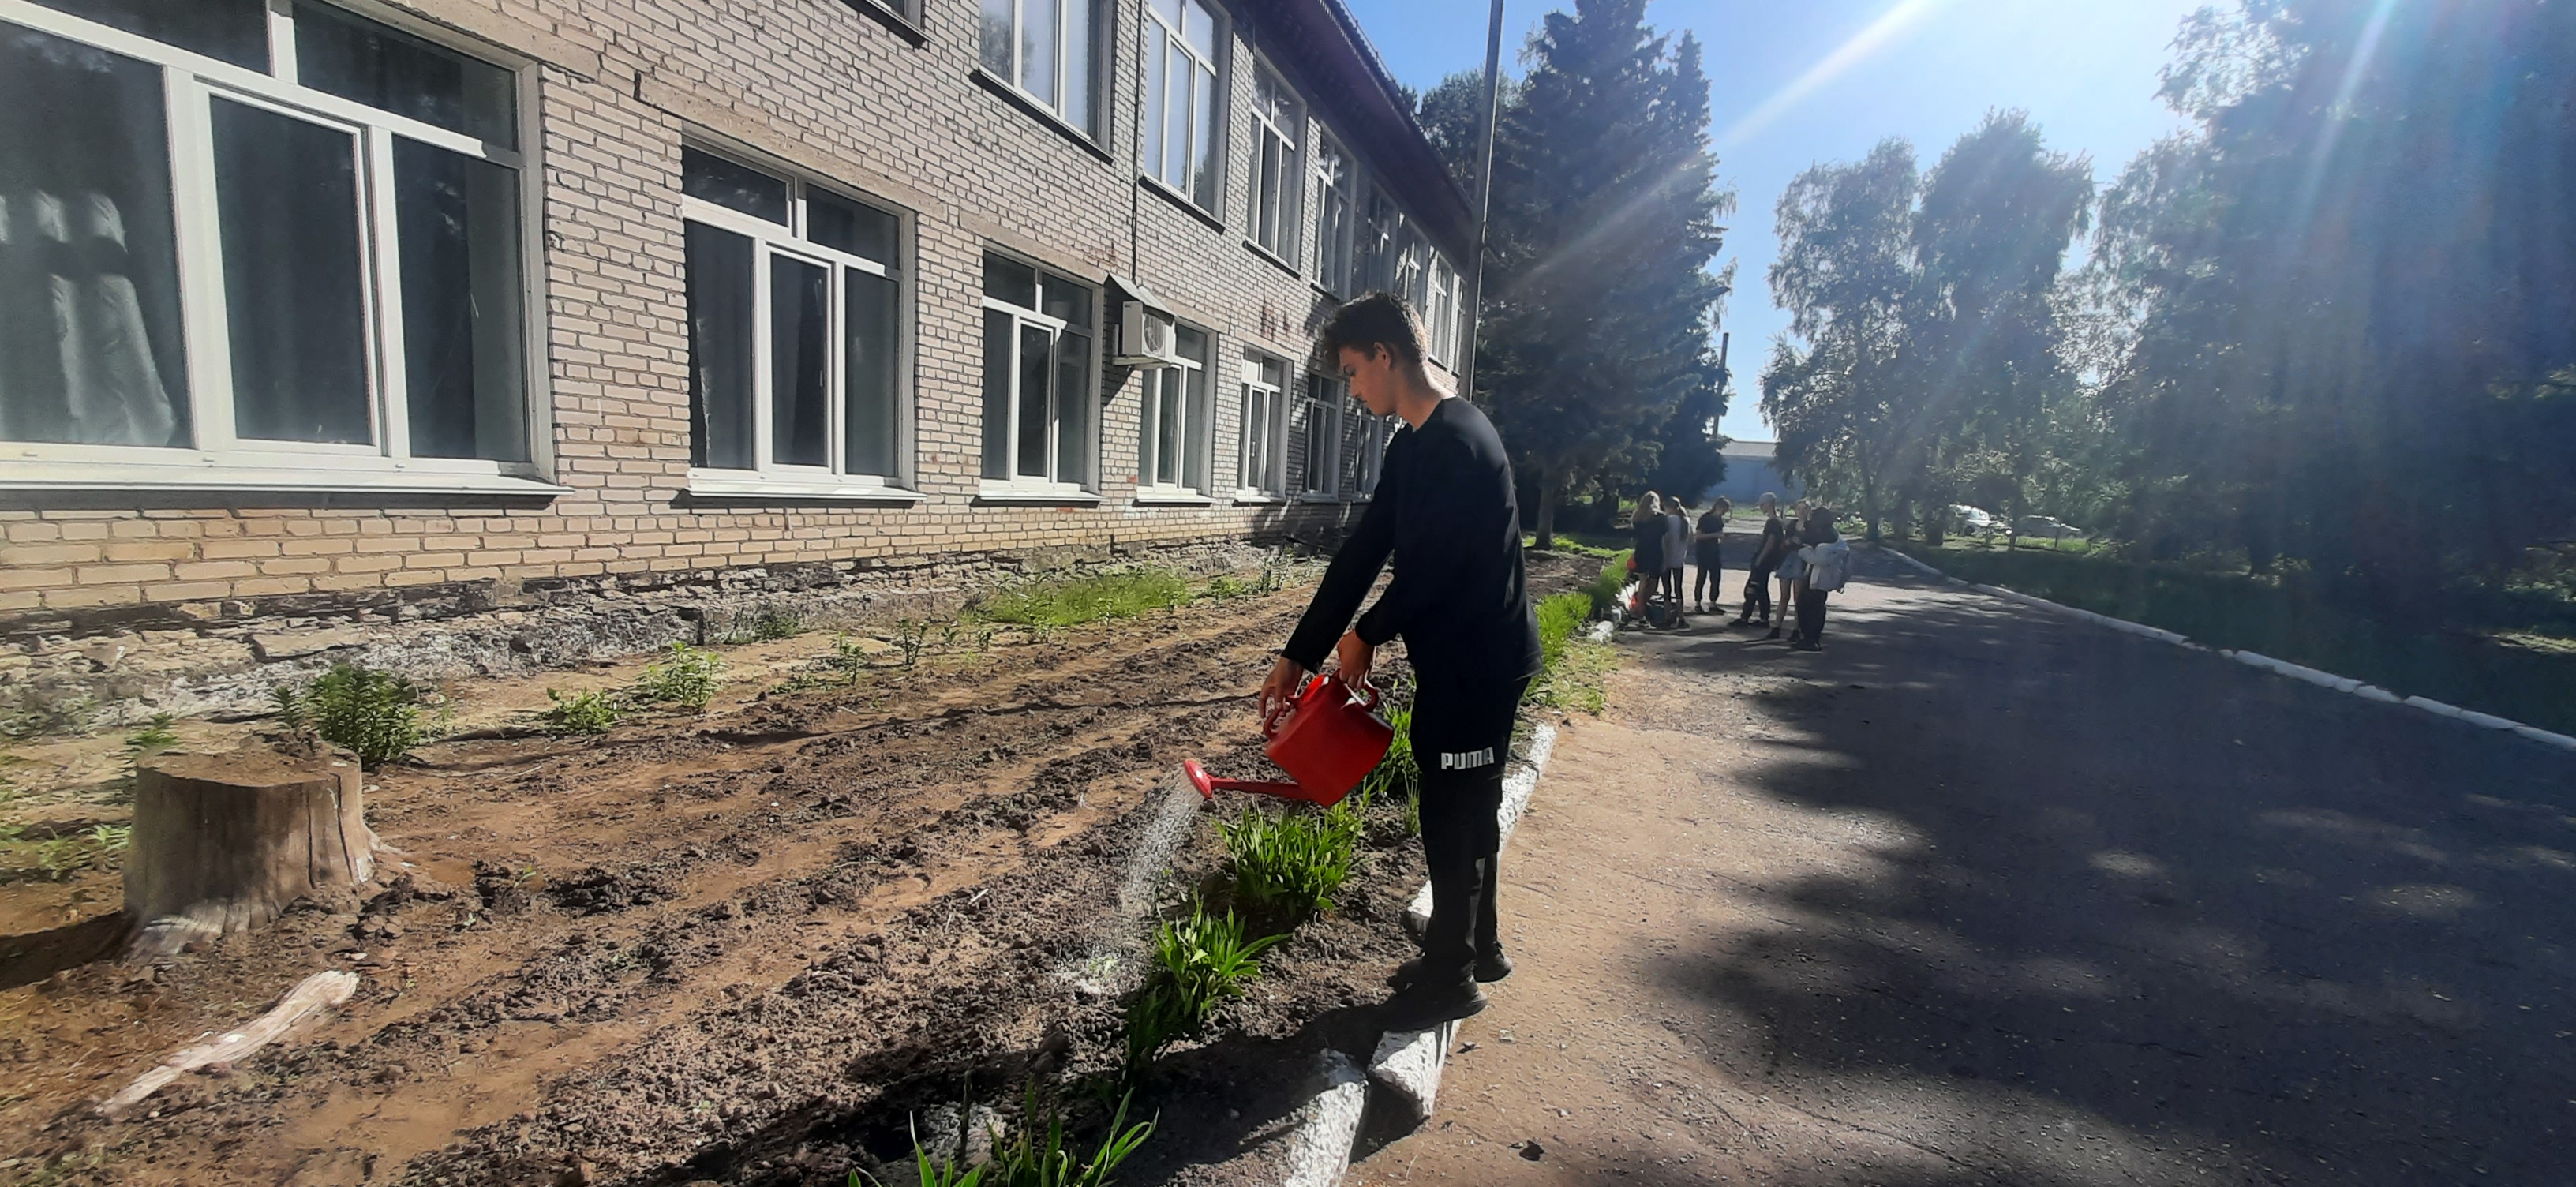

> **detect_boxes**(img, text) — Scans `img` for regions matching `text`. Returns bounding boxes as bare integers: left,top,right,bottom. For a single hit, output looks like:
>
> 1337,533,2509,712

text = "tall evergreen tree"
1466,0,1735,546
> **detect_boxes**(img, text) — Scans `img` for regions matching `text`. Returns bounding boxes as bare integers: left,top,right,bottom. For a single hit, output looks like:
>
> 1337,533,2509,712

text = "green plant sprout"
632,642,723,712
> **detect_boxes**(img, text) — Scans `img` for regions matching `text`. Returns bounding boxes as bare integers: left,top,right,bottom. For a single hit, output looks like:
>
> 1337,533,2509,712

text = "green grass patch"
1525,531,1631,559
1581,552,1633,617
1897,542,2576,736
974,569,1193,629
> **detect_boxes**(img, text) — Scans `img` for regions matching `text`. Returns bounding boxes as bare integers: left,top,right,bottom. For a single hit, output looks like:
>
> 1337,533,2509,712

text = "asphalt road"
1348,549,2576,1186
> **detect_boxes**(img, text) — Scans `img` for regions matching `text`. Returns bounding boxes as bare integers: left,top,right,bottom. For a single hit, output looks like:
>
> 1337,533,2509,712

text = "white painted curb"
1375,721,1557,1129
1279,1050,1369,1187
1875,545,2576,755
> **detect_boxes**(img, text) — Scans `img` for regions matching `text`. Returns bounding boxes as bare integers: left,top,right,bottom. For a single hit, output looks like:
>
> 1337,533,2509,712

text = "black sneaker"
1391,949,1514,987
1765,627,1782,640
1380,981,1488,1032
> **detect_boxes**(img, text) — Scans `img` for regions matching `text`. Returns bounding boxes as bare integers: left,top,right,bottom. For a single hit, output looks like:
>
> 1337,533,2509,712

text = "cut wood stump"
125,745,378,959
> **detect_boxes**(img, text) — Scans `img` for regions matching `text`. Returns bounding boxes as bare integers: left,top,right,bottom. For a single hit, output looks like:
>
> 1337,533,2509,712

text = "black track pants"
1409,672,1532,991
1743,565,1777,620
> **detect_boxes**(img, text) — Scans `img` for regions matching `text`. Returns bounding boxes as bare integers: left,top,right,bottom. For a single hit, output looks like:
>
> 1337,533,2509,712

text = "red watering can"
1185,674,1393,808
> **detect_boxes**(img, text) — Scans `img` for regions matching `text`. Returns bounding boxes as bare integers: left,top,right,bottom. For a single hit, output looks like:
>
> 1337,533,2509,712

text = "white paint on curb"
1279,1050,1368,1187
1877,545,2574,758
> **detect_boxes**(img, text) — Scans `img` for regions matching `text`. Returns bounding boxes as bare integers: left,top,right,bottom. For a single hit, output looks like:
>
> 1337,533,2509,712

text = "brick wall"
0,0,1457,712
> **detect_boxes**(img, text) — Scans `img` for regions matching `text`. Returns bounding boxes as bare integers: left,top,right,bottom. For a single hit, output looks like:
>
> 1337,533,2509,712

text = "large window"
1294,375,1338,498
681,146,904,494
1249,63,1301,261
1426,256,1458,366
980,254,1095,492
1358,188,1400,293
1310,133,1356,294
1141,0,1222,209
979,0,1099,137
0,0,536,488
1237,354,1283,496
1139,324,1211,495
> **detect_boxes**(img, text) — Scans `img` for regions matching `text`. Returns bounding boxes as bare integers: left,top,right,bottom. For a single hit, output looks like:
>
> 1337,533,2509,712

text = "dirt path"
1350,549,2576,1187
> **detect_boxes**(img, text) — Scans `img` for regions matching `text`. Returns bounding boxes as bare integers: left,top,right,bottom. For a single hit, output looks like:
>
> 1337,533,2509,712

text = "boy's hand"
1260,655,1307,721
1335,631,1374,685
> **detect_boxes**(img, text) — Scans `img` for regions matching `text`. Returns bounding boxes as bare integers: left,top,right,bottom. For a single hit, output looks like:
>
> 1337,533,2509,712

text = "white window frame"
1235,353,1285,499
980,0,1101,137
680,145,913,501
1359,186,1401,294
0,0,556,495
1140,0,1224,211
979,256,1099,500
1310,129,1357,296
1357,404,1395,498
1425,256,1457,367
1136,324,1211,499
1248,60,1302,263
1294,373,1341,501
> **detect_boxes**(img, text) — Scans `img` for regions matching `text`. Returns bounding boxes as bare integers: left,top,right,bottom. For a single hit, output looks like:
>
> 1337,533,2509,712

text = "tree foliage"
1762,114,2092,540
2087,0,2576,597
1429,0,1736,545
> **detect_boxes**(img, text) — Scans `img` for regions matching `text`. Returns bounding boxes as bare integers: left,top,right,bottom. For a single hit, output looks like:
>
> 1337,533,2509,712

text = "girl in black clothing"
1693,498,1730,612
1630,493,1668,609
1734,492,1787,627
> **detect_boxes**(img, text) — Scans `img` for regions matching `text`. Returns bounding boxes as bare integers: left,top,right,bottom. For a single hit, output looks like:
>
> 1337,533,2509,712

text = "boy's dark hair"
1314,291,1428,371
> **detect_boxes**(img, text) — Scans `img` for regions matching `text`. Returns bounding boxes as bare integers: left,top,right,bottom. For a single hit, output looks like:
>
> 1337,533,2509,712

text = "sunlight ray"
1718,0,1957,149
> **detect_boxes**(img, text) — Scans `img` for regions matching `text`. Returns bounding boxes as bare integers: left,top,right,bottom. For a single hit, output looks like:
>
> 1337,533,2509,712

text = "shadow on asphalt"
1623,557,2576,1186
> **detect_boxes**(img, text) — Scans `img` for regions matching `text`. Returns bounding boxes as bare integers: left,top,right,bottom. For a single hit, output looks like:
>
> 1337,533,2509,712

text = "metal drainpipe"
1458,0,1507,403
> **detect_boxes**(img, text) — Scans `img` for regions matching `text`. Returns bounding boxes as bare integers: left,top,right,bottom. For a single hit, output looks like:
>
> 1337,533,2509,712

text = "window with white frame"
1358,187,1400,293
680,146,904,492
1425,256,1457,365
980,253,1095,491
1357,406,1396,496
1249,63,1301,261
1237,354,1283,496
1295,373,1340,498
1140,0,1222,209
0,0,538,487
1138,324,1211,494
1395,227,1430,315
979,0,1099,137
1310,132,1355,295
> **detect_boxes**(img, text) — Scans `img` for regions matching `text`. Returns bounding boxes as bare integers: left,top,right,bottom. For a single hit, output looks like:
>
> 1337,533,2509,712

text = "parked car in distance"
1947,504,2000,534
2016,515,2087,540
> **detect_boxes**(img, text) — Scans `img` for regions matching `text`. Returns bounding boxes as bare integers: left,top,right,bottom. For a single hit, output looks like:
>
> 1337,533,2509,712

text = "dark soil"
0,551,1593,1187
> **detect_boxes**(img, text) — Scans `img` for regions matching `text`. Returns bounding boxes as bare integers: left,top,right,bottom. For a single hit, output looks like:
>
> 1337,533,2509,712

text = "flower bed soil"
0,551,1593,1187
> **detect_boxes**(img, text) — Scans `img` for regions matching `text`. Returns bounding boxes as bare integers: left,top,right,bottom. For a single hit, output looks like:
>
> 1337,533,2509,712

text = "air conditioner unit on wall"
1109,274,1181,368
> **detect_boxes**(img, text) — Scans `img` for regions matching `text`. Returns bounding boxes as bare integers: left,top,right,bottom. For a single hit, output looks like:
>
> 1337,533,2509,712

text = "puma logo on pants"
1437,747,1497,771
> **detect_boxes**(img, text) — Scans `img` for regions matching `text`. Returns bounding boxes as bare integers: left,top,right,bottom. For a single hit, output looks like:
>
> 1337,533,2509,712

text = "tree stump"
125,745,379,959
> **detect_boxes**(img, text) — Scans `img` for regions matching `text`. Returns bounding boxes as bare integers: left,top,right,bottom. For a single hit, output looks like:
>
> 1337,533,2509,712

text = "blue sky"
1342,0,2205,441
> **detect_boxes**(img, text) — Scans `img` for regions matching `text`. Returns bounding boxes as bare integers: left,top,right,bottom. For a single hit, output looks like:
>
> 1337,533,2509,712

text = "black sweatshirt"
1282,398,1543,684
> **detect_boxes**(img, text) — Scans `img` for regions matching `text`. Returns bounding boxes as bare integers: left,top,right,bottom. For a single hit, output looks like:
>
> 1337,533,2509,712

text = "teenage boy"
1263,292,1542,1031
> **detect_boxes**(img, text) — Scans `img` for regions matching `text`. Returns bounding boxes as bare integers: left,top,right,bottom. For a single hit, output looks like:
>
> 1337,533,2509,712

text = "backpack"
1806,541,1853,593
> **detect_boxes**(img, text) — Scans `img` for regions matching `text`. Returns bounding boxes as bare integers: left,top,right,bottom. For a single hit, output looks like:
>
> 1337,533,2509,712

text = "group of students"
1628,491,1849,651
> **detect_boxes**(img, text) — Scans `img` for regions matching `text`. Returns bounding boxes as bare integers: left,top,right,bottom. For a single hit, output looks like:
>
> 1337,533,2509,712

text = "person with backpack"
1789,506,1850,652
1264,292,1542,1032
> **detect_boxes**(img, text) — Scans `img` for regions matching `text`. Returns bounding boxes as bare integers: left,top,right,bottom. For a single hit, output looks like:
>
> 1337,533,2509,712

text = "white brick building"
0,0,1477,706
